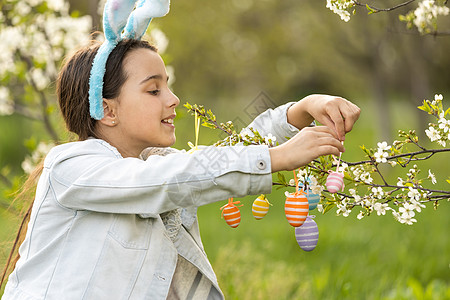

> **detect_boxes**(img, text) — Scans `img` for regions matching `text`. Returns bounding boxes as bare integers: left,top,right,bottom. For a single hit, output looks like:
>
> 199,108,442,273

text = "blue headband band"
89,0,170,120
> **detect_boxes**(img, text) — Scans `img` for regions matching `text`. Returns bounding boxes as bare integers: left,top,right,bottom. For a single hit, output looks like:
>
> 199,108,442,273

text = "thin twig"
16,51,60,142
344,147,450,166
353,0,417,13
0,173,12,188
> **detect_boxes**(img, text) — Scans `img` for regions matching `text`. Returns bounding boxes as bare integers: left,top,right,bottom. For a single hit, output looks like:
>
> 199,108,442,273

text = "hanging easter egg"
295,215,319,252
222,203,241,228
306,190,320,211
285,192,309,227
252,194,270,220
326,171,344,193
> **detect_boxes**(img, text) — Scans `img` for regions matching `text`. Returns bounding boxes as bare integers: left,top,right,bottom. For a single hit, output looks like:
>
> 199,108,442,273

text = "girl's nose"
168,89,180,108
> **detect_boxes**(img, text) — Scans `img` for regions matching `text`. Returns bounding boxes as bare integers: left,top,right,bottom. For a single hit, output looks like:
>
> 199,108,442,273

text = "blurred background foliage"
1,0,449,298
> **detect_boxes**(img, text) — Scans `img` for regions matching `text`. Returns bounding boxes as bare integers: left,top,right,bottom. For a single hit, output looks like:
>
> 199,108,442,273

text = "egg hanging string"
220,198,243,217
325,141,345,193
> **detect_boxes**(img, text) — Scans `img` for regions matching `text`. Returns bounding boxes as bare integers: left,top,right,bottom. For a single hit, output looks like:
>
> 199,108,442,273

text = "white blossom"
336,202,351,217
337,162,348,173
357,211,364,220
166,65,176,88
297,169,308,179
263,133,277,146
46,0,69,13
399,203,416,217
350,188,362,202
413,0,450,33
0,86,14,115
397,177,404,187
150,28,169,54
400,212,417,225
29,68,50,91
373,202,389,216
437,140,446,147
317,203,324,213
16,2,32,15
434,94,443,101
22,141,54,174
407,187,421,201
438,117,450,133
387,160,396,167
310,184,324,195
371,187,384,199
410,199,426,212
428,169,437,184
425,126,441,142
374,149,389,163
377,141,391,151
326,0,355,22
359,172,373,184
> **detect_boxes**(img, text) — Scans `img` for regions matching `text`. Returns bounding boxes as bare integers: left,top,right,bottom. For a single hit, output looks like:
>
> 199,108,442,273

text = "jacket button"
257,160,266,170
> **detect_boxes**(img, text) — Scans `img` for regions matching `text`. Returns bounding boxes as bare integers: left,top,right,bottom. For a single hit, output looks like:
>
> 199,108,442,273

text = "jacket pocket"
108,214,152,249
83,215,152,299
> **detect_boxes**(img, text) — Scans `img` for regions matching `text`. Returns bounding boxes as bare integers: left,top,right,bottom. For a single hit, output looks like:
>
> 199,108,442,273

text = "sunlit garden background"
1,0,449,299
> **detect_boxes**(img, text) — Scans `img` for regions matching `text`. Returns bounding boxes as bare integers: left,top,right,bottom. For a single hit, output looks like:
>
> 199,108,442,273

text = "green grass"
198,190,450,299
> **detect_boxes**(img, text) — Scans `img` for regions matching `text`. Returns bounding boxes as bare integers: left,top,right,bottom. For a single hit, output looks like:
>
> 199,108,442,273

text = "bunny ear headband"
89,0,171,120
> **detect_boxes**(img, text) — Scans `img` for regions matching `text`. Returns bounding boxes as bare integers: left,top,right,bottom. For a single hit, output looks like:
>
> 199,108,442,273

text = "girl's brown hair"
1,39,157,289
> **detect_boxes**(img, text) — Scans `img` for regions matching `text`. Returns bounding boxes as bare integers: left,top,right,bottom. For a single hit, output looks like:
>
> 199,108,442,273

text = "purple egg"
295,216,319,252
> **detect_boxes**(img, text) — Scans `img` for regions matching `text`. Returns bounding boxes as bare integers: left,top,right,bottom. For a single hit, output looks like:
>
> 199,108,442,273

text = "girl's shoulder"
44,139,122,167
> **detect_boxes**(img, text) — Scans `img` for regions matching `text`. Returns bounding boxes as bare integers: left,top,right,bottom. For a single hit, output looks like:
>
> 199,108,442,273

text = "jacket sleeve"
243,102,313,143
48,140,272,216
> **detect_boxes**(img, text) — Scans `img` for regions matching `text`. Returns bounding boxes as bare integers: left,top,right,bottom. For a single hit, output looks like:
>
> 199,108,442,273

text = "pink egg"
326,171,344,193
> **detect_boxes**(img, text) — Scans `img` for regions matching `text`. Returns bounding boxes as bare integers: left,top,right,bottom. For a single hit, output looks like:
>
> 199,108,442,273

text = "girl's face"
113,48,180,153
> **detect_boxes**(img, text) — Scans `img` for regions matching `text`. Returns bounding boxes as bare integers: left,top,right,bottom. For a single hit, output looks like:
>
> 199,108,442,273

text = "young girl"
2,4,360,300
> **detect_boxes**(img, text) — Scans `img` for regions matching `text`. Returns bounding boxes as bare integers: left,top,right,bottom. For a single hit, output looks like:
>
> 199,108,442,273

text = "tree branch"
0,173,12,188
16,51,60,142
353,0,417,13
344,147,450,166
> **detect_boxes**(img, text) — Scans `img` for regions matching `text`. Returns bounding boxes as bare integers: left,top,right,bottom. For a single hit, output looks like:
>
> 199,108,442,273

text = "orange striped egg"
252,194,270,220
285,192,309,227
222,204,241,228
326,171,344,193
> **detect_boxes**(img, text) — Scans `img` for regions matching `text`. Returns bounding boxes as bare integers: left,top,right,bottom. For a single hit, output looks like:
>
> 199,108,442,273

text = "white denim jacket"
3,103,300,300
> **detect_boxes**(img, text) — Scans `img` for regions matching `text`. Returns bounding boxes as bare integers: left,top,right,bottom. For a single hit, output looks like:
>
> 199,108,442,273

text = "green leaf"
323,203,336,214
445,107,450,117
366,4,376,14
201,122,217,129
277,172,287,186
417,100,431,112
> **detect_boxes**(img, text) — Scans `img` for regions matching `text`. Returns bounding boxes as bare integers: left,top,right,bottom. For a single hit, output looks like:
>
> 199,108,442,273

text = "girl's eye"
147,90,160,96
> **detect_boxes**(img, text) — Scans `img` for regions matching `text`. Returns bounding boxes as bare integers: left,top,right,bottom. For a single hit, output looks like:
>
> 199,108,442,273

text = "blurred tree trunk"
68,0,100,31
403,36,430,139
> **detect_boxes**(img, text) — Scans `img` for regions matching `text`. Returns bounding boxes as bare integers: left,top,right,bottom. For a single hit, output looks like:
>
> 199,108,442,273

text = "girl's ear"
99,99,118,127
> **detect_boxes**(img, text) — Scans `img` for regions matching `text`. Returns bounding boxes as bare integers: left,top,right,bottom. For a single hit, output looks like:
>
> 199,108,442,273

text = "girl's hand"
269,126,345,172
287,94,361,141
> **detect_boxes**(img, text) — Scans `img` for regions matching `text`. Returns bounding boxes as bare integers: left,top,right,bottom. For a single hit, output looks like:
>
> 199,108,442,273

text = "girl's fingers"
341,102,361,133
316,136,345,153
308,125,340,140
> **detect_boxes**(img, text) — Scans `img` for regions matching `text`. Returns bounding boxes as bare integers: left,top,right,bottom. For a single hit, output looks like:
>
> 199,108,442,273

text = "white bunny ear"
122,0,171,39
103,0,137,42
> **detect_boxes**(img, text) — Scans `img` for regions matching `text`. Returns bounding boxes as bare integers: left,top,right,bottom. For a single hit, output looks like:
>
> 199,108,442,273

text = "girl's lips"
161,114,176,128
